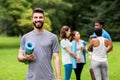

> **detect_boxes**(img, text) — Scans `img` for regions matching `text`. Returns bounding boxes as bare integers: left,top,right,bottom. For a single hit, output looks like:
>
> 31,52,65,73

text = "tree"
0,0,52,36
102,0,120,41
0,0,119,40
33,0,72,34
0,0,32,36
90,0,120,41
64,0,96,38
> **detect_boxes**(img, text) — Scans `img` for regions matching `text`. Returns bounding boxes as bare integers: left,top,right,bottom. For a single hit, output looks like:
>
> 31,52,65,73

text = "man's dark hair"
94,28,102,36
89,35,97,40
32,8,44,15
95,19,104,27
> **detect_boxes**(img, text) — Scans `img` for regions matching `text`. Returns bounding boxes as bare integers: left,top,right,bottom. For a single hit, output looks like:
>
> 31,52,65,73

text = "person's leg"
101,61,109,80
74,63,84,80
64,64,72,80
79,63,84,80
91,59,101,80
89,68,96,80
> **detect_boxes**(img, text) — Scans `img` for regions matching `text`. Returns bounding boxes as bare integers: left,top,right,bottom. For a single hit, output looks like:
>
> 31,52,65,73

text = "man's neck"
34,27,45,34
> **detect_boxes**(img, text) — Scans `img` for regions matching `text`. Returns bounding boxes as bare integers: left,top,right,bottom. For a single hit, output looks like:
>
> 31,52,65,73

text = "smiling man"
17,8,62,80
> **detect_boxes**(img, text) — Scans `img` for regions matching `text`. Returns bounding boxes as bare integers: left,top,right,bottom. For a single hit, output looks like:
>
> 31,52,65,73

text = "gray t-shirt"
20,30,59,80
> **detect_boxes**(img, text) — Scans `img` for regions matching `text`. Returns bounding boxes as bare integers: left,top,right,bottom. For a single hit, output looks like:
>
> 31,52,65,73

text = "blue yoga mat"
24,41,34,64
71,40,77,69
82,40,87,64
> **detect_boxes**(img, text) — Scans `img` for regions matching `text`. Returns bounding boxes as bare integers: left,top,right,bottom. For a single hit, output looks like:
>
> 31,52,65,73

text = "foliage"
0,0,120,40
0,0,52,36
33,0,72,34
64,0,95,37
0,0,32,36
90,0,120,41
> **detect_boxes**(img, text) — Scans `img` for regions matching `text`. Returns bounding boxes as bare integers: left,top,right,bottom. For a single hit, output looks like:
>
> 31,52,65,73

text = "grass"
0,36,20,48
107,42,120,80
0,48,27,80
0,36,120,80
79,42,120,80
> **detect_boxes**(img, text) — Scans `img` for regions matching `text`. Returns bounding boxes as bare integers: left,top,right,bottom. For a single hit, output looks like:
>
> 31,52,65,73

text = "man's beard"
33,21,44,29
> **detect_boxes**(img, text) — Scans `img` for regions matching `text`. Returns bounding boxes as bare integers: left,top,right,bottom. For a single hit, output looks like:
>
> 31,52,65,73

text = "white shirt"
60,39,72,65
76,40,85,63
92,37,107,62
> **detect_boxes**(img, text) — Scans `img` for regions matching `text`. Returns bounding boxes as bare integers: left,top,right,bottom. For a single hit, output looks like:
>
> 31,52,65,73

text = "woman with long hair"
69,31,86,80
60,26,80,80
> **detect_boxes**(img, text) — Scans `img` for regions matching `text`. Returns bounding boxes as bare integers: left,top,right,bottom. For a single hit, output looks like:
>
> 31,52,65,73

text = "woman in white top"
60,26,80,80
69,31,87,80
87,28,112,80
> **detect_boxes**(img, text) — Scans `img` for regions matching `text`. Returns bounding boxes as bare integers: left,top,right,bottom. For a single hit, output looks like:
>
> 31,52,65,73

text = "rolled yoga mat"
82,40,87,64
71,40,77,69
24,41,34,64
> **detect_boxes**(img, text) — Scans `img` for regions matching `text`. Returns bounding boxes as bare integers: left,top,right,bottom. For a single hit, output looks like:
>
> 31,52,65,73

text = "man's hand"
25,53,35,61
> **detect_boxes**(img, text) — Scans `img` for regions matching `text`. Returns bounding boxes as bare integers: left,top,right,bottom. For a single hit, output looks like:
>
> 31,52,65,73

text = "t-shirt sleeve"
104,34,111,40
52,35,60,53
103,30,112,40
19,35,25,50
61,39,68,49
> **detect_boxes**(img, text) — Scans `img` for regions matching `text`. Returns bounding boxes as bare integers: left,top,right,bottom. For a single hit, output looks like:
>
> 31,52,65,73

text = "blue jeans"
64,64,72,80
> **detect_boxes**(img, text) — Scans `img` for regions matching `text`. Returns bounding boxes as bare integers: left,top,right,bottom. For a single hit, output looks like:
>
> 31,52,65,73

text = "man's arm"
105,39,113,53
18,49,26,62
87,40,94,52
109,40,113,52
103,30,113,51
17,49,35,62
53,53,62,80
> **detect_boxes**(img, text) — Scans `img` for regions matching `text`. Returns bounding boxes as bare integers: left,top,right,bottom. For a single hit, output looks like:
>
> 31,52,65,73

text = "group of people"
17,7,113,80
60,26,87,80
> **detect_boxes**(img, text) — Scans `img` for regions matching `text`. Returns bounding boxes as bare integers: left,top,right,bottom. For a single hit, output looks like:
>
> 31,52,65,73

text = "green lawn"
0,48,27,80
0,36,20,48
0,36,120,80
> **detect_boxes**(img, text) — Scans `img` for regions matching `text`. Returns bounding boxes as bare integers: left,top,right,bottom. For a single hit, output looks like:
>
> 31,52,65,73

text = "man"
93,19,113,50
88,28,112,80
90,19,113,80
17,8,62,80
